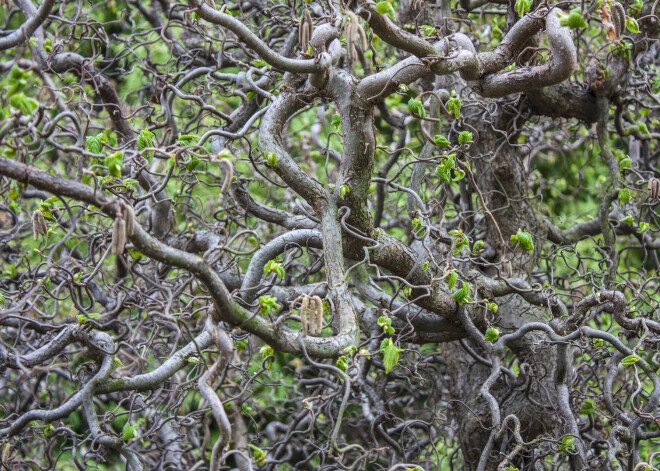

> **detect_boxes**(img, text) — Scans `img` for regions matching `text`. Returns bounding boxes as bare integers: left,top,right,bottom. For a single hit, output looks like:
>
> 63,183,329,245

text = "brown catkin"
112,216,126,255
299,9,313,52
649,177,660,200
218,158,234,194
613,2,626,38
32,210,48,240
123,202,136,237
307,296,317,335
300,296,310,336
357,22,368,52
312,296,323,335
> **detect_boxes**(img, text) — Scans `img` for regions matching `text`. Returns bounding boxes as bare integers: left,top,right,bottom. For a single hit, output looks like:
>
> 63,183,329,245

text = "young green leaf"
258,295,281,316
578,399,596,415
458,131,473,145
86,135,103,154
377,316,395,334
446,96,461,119
339,184,350,199
331,113,341,132
249,444,267,464
408,98,426,119
380,338,403,373
446,270,459,291
626,17,639,33
484,326,499,342
510,229,534,251
451,281,471,305
622,354,640,367
137,128,155,160
122,422,139,441
514,0,532,17
434,134,450,147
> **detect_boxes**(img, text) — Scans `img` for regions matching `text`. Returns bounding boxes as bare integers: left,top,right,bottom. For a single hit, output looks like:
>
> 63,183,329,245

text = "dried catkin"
32,210,48,240
344,12,367,65
312,296,323,335
122,202,136,237
612,2,626,39
218,158,234,194
300,296,310,336
649,177,660,200
308,296,317,335
112,216,127,255
299,9,313,52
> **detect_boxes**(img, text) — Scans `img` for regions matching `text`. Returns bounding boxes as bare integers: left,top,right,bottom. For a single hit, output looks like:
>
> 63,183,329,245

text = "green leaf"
435,155,456,182
186,156,200,171
622,354,640,367
473,240,484,254
458,131,473,145
339,184,350,199
264,260,285,279
380,338,403,373
419,25,436,36
114,356,125,367
487,302,498,313
377,316,395,334
451,281,471,305
76,314,88,324
619,157,631,169
86,135,103,154
407,98,426,119
331,113,341,132
44,424,55,436
10,93,38,116
375,1,395,19
446,270,459,291
446,96,461,119
258,295,281,316
626,17,640,34
137,128,155,160
560,436,575,454
335,355,349,372
188,356,200,364
434,134,451,147
637,121,651,136
639,222,649,234
559,9,587,29
510,229,534,251
620,215,634,226
106,151,124,178
514,0,532,17
249,444,267,464
422,260,429,271
250,59,267,67
178,134,199,145
449,229,469,255
618,188,633,204
259,345,274,371
484,326,499,342
122,422,138,441
265,151,277,167
578,399,596,415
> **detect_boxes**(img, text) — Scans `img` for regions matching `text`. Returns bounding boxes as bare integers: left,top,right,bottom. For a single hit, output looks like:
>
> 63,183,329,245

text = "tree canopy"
1,0,660,470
